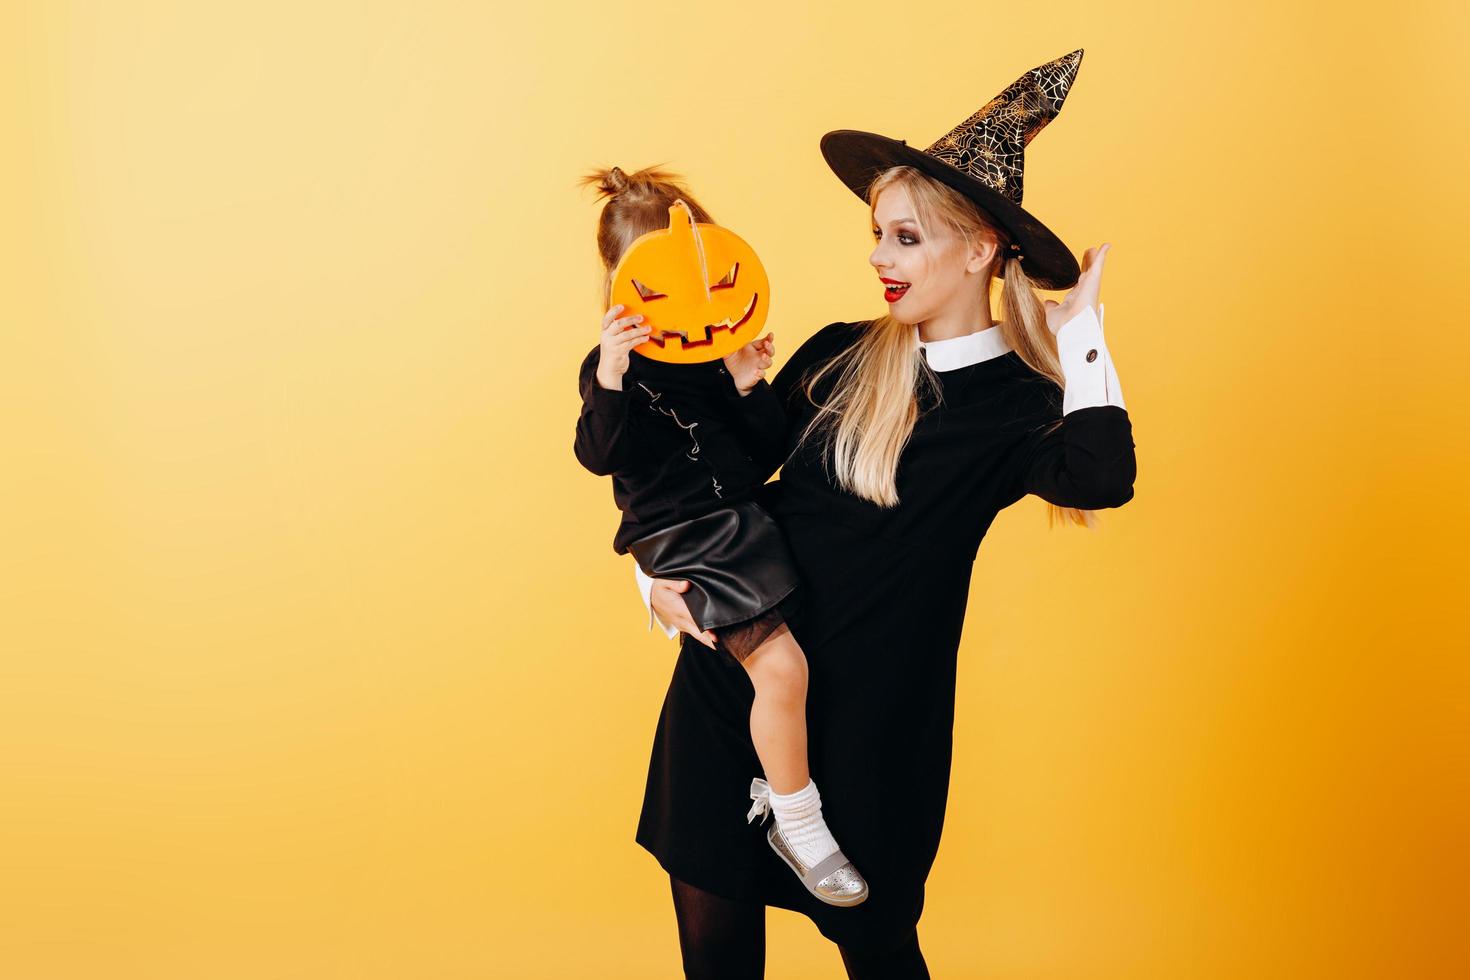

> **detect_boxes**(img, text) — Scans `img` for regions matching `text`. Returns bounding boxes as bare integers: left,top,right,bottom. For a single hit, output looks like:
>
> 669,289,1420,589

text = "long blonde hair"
795,165,1094,528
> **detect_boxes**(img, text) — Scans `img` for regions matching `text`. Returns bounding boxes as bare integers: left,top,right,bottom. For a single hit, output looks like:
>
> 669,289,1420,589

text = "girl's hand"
651,578,718,649
596,304,652,391
722,332,775,394
1043,243,1110,336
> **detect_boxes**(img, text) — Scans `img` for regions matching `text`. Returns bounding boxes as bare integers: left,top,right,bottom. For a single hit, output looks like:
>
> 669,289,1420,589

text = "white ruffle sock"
747,777,841,869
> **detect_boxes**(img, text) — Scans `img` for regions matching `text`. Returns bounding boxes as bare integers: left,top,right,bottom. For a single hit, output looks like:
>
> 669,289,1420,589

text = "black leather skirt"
628,501,801,664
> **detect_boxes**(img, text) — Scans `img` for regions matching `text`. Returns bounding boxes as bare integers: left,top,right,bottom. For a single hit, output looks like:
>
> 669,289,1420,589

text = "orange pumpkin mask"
609,200,770,364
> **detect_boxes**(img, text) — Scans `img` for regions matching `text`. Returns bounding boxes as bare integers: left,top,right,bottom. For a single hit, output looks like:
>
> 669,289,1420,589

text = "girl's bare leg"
740,624,859,890
740,624,810,794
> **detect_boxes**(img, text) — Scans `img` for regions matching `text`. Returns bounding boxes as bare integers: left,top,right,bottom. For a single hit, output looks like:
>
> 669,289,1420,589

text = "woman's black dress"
633,320,1137,952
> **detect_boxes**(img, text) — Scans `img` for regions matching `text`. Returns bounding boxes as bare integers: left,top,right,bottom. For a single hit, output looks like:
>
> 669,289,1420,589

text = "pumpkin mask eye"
710,262,739,291
631,278,666,301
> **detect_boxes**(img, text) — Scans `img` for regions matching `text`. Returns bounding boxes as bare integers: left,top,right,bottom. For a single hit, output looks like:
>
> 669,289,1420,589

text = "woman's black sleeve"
745,322,852,480
1012,403,1137,509
720,375,788,473
573,346,630,476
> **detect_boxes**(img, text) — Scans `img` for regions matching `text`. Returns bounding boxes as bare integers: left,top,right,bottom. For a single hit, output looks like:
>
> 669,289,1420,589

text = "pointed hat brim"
819,48,1086,290
820,129,1079,291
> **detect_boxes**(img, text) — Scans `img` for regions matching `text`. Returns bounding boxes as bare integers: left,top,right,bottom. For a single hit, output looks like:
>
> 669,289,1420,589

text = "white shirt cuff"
1056,302,1126,414
634,561,680,639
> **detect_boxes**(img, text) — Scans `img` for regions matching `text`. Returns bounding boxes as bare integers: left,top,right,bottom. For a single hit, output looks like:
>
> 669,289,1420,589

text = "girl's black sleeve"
573,346,630,476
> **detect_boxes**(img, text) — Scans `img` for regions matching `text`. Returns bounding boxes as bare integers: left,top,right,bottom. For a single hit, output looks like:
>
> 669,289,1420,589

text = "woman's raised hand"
596,304,653,391
651,578,718,650
721,332,775,394
1043,243,1110,336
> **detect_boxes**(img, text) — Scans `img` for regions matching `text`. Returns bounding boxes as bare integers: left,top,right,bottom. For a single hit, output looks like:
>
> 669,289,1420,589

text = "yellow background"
3,1,1466,977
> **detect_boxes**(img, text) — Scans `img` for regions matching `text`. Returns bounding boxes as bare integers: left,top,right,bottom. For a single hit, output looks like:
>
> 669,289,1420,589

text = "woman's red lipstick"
881,278,911,302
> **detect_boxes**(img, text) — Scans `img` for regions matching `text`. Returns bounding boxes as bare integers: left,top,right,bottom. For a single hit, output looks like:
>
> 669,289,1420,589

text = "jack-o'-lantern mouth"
644,292,760,349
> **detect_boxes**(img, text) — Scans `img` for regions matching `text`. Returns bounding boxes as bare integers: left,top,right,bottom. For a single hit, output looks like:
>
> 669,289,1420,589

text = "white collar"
916,322,1012,371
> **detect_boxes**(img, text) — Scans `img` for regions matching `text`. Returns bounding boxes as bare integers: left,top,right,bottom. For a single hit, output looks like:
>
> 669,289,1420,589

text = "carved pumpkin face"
608,200,770,364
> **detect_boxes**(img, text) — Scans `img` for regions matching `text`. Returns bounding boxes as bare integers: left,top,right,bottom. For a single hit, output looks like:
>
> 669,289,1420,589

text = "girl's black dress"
630,320,1137,952
574,346,802,663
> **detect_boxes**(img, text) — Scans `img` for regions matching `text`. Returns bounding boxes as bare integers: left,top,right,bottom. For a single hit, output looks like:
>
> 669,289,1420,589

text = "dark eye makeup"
872,228,919,245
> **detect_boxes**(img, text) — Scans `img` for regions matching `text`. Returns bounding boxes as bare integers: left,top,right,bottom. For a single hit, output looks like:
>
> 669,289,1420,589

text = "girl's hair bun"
581,165,638,201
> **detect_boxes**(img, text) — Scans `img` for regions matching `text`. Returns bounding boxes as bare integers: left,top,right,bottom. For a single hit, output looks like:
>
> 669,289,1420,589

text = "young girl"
573,164,869,907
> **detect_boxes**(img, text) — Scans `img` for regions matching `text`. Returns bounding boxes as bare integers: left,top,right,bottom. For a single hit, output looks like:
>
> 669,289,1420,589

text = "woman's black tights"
669,875,930,979
669,875,764,978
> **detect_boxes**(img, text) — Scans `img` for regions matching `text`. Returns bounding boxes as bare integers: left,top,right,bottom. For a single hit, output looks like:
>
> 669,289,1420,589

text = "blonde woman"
633,50,1136,979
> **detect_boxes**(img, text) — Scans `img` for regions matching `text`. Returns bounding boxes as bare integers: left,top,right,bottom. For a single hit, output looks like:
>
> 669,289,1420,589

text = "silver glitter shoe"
746,778,870,907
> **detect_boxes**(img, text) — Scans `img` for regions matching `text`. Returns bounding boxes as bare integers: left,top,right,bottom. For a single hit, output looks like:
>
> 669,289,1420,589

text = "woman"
631,49,1136,977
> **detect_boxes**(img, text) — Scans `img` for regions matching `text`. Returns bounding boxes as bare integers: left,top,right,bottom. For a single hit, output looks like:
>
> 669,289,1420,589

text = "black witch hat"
821,48,1086,290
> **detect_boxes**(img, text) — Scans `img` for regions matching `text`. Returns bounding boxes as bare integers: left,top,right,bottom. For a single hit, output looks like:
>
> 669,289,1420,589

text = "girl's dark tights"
669,875,930,979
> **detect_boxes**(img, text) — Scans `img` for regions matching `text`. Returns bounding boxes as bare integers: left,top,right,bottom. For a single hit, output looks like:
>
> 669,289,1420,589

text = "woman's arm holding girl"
635,331,784,646
637,323,850,644
720,332,789,475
